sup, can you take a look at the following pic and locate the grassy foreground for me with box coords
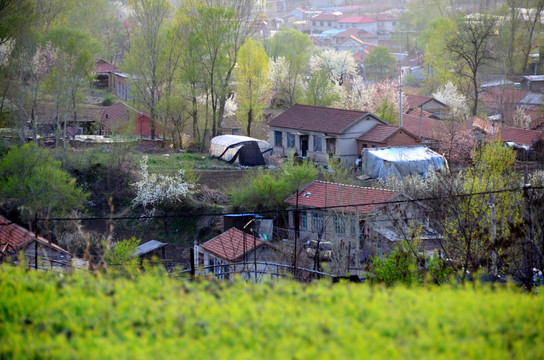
[1,266,542,359]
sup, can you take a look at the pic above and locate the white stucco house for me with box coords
[336,15,378,34]
[268,104,387,166]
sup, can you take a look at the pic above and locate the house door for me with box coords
[300,135,309,156]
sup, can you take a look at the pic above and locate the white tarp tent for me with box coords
[363,146,447,180]
[210,135,273,166]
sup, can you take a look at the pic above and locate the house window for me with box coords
[392,22,396,26]
[328,22,332,26]
[320,21,324,26]
[312,213,323,232]
[301,212,307,229]
[326,138,336,155]
[287,133,295,148]
[372,145,377,148]
[334,216,345,234]
[313,136,322,152]
[350,219,357,235]
[312,21,316,26]
[274,131,283,147]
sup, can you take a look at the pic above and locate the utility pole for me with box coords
[294,189,299,274]
[34,214,38,270]
[523,165,533,286]
[490,196,497,277]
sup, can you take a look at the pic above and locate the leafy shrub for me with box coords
[101,95,113,106]
[132,156,194,216]
[0,265,543,359]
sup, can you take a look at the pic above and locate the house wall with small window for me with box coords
[337,22,377,34]
[357,130,419,154]
[289,209,366,249]
[194,245,278,281]
[269,114,383,165]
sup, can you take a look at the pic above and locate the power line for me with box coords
[36,185,544,222]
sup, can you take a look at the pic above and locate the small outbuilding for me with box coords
[363,146,447,180]
[210,135,273,166]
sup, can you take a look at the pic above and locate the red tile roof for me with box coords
[338,15,376,23]
[0,216,71,255]
[480,88,529,105]
[268,104,378,134]
[407,108,438,119]
[470,117,494,133]
[357,124,417,143]
[495,126,544,147]
[94,59,120,74]
[404,94,435,110]
[201,227,269,262]
[402,113,467,140]
[285,181,397,214]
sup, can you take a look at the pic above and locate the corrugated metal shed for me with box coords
[135,240,167,256]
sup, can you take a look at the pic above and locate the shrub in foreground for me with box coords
[0,265,542,359]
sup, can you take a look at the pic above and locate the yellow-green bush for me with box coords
[0,265,542,359]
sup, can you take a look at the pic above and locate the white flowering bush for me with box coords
[432,81,469,118]
[132,156,194,216]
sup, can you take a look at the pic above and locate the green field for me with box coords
[1,265,542,359]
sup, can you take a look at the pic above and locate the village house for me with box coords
[268,104,388,166]
[356,124,419,153]
[108,72,131,101]
[194,227,279,281]
[0,215,72,269]
[336,16,378,34]
[310,12,343,34]
[520,75,544,92]
[332,28,379,45]
[93,58,120,89]
[404,95,448,118]
[335,35,377,54]
[374,13,399,38]
[100,102,156,138]
[284,181,441,262]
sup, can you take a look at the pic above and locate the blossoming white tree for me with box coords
[432,81,469,119]
[132,156,194,216]
[309,49,357,86]
[334,76,407,123]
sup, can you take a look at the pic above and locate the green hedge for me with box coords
[1,265,542,359]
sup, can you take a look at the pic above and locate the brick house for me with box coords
[194,227,279,281]
[356,124,419,153]
[404,95,448,118]
[284,181,441,262]
[0,216,72,269]
[93,58,120,89]
[268,104,387,166]
[100,102,156,138]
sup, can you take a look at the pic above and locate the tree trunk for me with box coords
[247,107,253,137]
[472,75,479,116]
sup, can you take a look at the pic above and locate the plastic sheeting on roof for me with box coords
[363,146,446,180]
[210,135,273,166]
[316,28,344,39]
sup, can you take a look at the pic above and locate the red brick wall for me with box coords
[357,130,419,154]
[383,130,419,147]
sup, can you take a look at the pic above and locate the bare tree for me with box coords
[124,0,173,140]
[448,14,497,116]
